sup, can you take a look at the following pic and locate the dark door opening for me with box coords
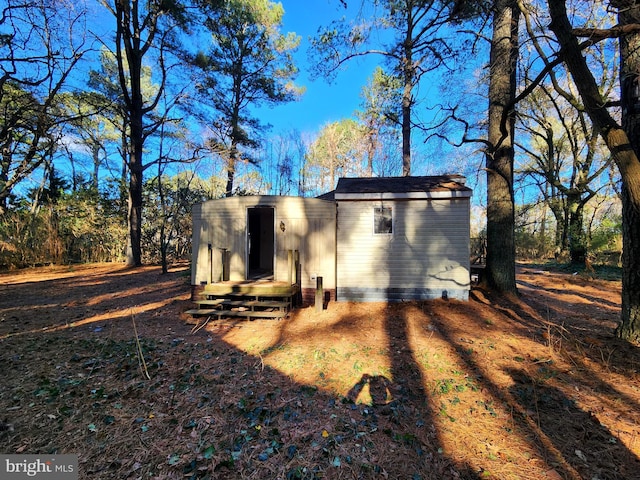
[247,207,275,279]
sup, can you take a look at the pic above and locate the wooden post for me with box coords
[287,250,293,285]
[315,276,323,312]
[208,243,213,284]
[220,248,228,281]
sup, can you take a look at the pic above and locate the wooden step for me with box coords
[196,299,290,310]
[185,309,287,319]
[185,308,221,316]
[195,298,226,306]
[189,281,298,320]
[205,292,293,300]
[203,284,297,297]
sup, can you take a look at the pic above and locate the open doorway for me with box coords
[247,207,275,279]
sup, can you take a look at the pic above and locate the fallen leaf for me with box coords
[575,450,587,462]
[202,445,215,459]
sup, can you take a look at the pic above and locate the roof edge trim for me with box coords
[334,191,472,200]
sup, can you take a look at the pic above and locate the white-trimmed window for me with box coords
[374,206,393,234]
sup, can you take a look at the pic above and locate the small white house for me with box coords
[331,175,472,301]
[190,175,472,304]
[191,195,337,302]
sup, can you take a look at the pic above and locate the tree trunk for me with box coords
[548,200,566,256]
[619,186,640,342]
[366,123,376,177]
[115,0,147,268]
[548,0,640,342]
[226,88,243,197]
[0,138,11,214]
[401,79,412,177]
[127,132,144,267]
[616,1,640,342]
[567,194,586,265]
[485,0,519,294]
[92,144,100,191]
[401,16,413,177]
[225,154,235,197]
[125,75,145,267]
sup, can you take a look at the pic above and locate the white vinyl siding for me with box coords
[336,198,470,301]
[192,196,336,290]
[192,189,471,302]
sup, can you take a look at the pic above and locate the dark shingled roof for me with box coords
[334,175,470,194]
[316,175,471,200]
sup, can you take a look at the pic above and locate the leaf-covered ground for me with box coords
[0,263,639,479]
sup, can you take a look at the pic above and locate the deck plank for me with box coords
[185,309,286,319]
[197,299,290,309]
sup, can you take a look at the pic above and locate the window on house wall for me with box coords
[374,206,393,234]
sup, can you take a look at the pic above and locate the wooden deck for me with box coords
[186,280,300,320]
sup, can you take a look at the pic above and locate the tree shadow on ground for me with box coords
[429,290,640,480]
[3,263,639,479]
[495,281,640,414]
[381,305,481,479]
[507,367,640,479]
[517,278,621,310]
[0,265,479,479]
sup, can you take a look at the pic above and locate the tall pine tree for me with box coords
[193,0,302,196]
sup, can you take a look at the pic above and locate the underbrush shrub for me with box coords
[0,195,126,269]
[0,208,64,268]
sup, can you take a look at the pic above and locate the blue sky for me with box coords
[256,0,383,135]
[76,0,484,187]
[254,0,488,198]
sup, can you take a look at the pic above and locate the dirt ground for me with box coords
[0,263,639,480]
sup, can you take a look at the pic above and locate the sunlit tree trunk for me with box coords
[616,0,640,342]
[485,0,520,294]
[548,0,640,342]
[225,86,242,197]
